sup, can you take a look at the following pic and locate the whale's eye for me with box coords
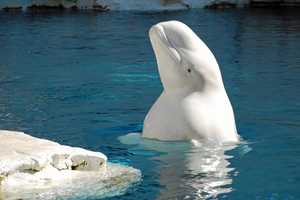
[187,68,191,73]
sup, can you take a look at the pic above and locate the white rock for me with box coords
[0,130,141,200]
[0,130,107,177]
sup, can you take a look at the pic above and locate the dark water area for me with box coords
[0,8,300,200]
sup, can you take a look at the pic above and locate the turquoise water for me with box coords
[1,9,300,200]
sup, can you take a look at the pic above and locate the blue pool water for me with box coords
[0,9,300,200]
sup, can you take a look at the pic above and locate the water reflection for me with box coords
[119,133,239,200]
[183,143,236,199]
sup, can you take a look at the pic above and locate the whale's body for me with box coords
[142,21,239,143]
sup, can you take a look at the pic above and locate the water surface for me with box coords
[0,9,300,199]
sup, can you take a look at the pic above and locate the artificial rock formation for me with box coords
[0,130,141,200]
[0,130,107,179]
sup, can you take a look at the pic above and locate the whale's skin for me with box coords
[142,21,239,143]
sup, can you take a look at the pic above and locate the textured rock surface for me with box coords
[0,0,109,11]
[0,130,107,177]
[1,0,300,10]
[0,0,227,11]
[0,130,141,200]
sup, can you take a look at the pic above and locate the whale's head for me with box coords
[149,21,224,93]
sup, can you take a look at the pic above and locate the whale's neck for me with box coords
[163,84,226,100]
[162,70,226,97]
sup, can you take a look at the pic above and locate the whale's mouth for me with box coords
[149,21,201,64]
[149,23,182,63]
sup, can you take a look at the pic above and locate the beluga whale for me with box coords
[142,21,239,143]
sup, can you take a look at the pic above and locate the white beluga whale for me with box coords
[142,20,239,143]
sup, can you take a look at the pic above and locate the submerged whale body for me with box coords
[142,20,239,143]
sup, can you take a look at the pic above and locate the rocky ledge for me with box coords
[0,0,110,12]
[0,130,141,200]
